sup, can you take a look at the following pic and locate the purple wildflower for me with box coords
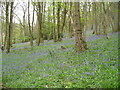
[104,58,108,61]
[61,63,64,66]
[81,76,84,78]
[86,72,94,75]
[16,71,20,73]
[84,61,89,65]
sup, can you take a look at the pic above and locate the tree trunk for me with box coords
[1,10,4,45]
[23,10,26,42]
[57,2,61,41]
[4,2,9,49]
[40,2,44,43]
[83,2,87,41]
[60,2,67,40]
[53,1,57,42]
[113,2,118,32]
[6,2,14,53]
[118,2,120,31]
[73,2,87,53]
[102,3,109,39]
[93,2,98,35]
[47,5,51,41]
[36,2,43,46]
[28,2,33,46]
[68,2,73,38]
[31,4,35,40]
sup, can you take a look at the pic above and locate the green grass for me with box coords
[2,32,118,88]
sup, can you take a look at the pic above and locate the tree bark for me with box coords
[53,1,57,42]
[113,2,118,32]
[57,2,61,41]
[31,4,35,40]
[73,2,87,53]
[60,2,67,40]
[23,8,26,42]
[83,2,87,41]
[93,2,98,35]
[28,2,33,46]
[6,2,14,53]
[36,2,43,46]
[4,2,9,49]
[102,3,109,39]
[118,1,120,31]
[1,10,4,45]
[68,2,73,38]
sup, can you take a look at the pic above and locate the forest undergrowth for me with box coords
[2,32,119,88]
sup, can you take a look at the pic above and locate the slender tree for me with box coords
[28,2,33,46]
[4,2,9,49]
[68,2,73,38]
[53,1,57,42]
[60,2,67,40]
[31,2,35,40]
[92,2,98,35]
[57,2,61,41]
[83,2,87,41]
[0,7,5,45]
[22,3,27,42]
[118,2,120,31]
[113,2,118,32]
[6,2,14,53]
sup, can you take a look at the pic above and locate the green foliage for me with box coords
[31,2,37,5]
[42,21,54,40]
[81,17,84,23]
[2,32,118,88]
[50,5,56,8]
[22,36,31,42]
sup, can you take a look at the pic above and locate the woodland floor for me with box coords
[1,31,119,88]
